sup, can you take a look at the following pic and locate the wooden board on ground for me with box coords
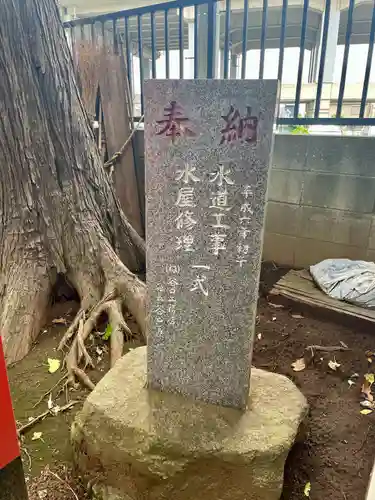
[270,269,375,323]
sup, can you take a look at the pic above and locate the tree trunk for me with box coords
[0,0,147,373]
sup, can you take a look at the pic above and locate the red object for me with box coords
[0,338,20,470]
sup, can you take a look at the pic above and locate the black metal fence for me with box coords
[64,0,375,126]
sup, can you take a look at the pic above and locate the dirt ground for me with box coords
[7,264,375,499]
[257,264,375,500]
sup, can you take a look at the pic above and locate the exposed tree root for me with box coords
[58,309,85,351]
[72,366,95,391]
[59,258,146,389]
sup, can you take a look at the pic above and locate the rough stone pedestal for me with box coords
[72,347,307,500]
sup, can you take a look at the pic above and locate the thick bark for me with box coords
[0,0,146,366]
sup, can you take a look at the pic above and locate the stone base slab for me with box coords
[72,347,308,500]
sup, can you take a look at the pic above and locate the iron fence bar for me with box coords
[124,16,132,90]
[223,0,231,79]
[179,7,184,78]
[314,0,331,118]
[259,0,268,78]
[294,0,309,119]
[194,4,198,78]
[277,0,287,82]
[113,18,118,54]
[101,21,105,47]
[151,12,157,77]
[138,14,145,114]
[70,26,74,54]
[207,0,216,78]
[91,22,95,44]
[336,0,355,117]
[241,0,249,78]
[164,10,170,78]
[360,0,375,118]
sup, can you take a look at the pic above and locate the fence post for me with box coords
[207,0,217,78]
[0,338,28,500]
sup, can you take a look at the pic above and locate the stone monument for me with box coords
[72,80,308,500]
[146,79,277,410]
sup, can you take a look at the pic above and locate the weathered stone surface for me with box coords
[72,347,308,500]
[144,79,279,409]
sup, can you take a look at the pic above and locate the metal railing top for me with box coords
[63,0,375,127]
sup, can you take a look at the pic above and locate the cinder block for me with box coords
[302,173,375,213]
[273,135,308,171]
[366,249,375,263]
[367,217,375,250]
[299,206,371,247]
[294,238,366,268]
[262,232,296,266]
[265,201,301,236]
[306,136,375,177]
[268,170,304,204]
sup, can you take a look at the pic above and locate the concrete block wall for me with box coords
[136,130,375,268]
[264,134,375,267]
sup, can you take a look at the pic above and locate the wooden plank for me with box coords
[270,269,375,323]
[75,42,100,119]
[74,42,144,237]
[99,51,144,238]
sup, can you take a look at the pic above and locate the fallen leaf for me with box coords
[292,313,304,319]
[365,373,375,385]
[360,409,373,415]
[268,302,284,309]
[103,323,113,340]
[352,373,360,378]
[257,333,262,340]
[328,358,341,371]
[51,405,61,416]
[368,358,373,364]
[52,318,66,325]
[96,347,103,355]
[291,358,306,372]
[362,379,374,402]
[304,482,311,497]
[360,400,375,409]
[366,350,375,358]
[348,379,355,387]
[47,393,53,410]
[272,316,277,321]
[31,432,43,441]
[47,358,60,374]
